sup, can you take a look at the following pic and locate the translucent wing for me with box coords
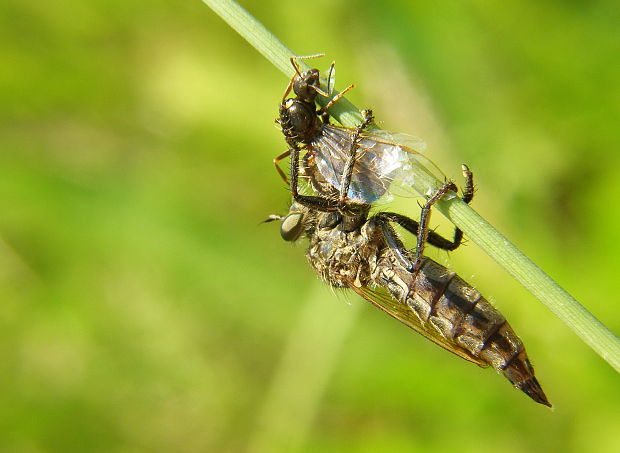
[310,125,446,204]
[349,284,487,366]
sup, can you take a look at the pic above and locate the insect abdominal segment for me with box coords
[272,58,550,407]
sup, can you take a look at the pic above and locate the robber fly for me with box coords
[266,164,551,407]
[275,56,440,208]
[270,57,550,405]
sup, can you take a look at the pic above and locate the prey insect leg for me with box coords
[273,149,291,185]
[317,83,355,114]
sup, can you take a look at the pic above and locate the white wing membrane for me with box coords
[311,125,445,203]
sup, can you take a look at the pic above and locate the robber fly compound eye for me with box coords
[280,212,305,242]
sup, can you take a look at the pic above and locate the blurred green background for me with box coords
[1,0,619,452]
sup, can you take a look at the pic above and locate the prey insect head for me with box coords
[292,68,322,102]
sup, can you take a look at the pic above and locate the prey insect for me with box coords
[275,56,438,207]
[276,56,465,271]
[266,164,551,407]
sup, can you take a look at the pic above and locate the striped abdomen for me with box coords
[374,255,550,407]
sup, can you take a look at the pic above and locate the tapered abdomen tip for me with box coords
[519,376,552,408]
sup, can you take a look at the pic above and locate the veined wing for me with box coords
[349,284,487,366]
[311,125,446,204]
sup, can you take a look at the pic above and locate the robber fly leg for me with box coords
[407,165,475,270]
[429,164,475,252]
[460,164,475,204]
[289,145,335,211]
[373,216,415,271]
[430,164,476,252]
[337,110,375,208]
[288,144,365,213]
[406,181,458,272]
[374,212,460,251]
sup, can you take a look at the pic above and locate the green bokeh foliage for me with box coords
[0,1,618,452]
